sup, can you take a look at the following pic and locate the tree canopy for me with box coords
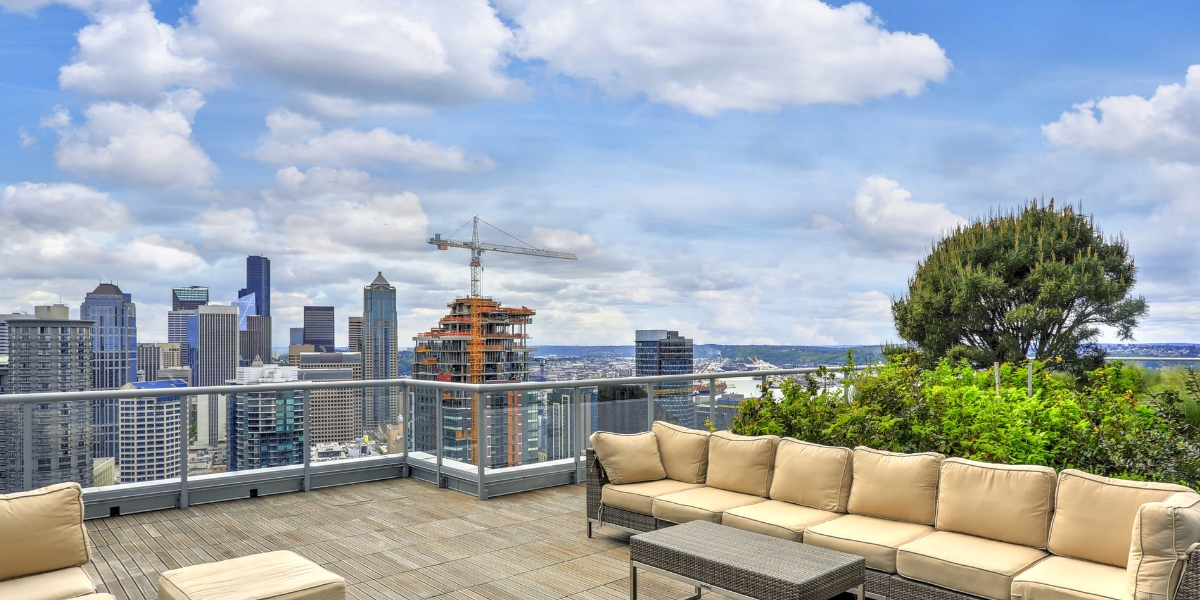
[892,200,1147,369]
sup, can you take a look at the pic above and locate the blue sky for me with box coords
[2,0,1200,347]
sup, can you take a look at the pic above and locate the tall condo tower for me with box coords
[238,255,271,317]
[237,256,271,363]
[80,283,137,462]
[116,379,185,483]
[362,273,399,429]
[190,305,238,447]
[347,316,363,353]
[227,362,305,471]
[635,330,695,427]
[296,351,362,444]
[168,286,208,355]
[0,305,94,493]
[302,306,335,352]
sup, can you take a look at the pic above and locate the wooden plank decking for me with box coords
[83,477,734,599]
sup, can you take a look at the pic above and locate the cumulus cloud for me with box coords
[504,0,951,116]
[526,226,599,256]
[250,109,495,172]
[845,176,965,254]
[2,181,129,232]
[1043,64,1200,161]
[184,0,518,109]
[59,2,221,100]
[17,128,36,148]
[42,89,218,188]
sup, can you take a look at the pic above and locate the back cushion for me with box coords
[705,431,780,497]
[1126,492,1200,600]
[589,431,667,484]
[1048,469,1191,567]
[935,458,1057,548]
[769,439,853,512]
[0,482,89,581]
[848,447,944,525]
[652,421,710,484]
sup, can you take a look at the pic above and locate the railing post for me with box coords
[401,383,409,477]
[1027,362,1034,398]
[180,395,189,509]
[995,362,1001,393]
[302,389,311,492]
[477,391,487,501]
[435,388,444,488]
[709,377,717,430]
[573,386,582,483]
[645,382,654,431]
[23,402,33,491]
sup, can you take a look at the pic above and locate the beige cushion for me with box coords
[769,439,853,512]
[0,566,95,600]
[847,447,944,525]
[75,596,117,600]
[601,480,704,515]
[1011,555,1127,600]
[722,500,842,542]
[935,457,1057,549]
[589,431,667,484]
[652,487,765,525]
[896,531,1047,600]
[0,483,89,582]
[1127,491,1200,600]
[1048,469,1190,568]
[705,431,779,497]
[159,550,346,600]
[803,513,933,573]
[652,421,710,484]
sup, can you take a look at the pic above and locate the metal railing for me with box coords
[0,366,852,518]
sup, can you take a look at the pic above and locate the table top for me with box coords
[631,520,864,585]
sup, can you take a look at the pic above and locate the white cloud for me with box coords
[42,90,218,188]
[2,181,129,232]
[504,0,951,116]
[846,176,965,254]
[17,128,36,148]
[184,0,518,109]
[250,109,495,172]
[1043,64,1200,161]
[526,226,599,256]
[59,2,221,100]
[117,234,204,271]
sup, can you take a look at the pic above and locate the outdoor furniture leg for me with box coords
[629,564,637,599]
[857,583,864,600]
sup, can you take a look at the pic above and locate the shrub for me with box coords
[731,352,1200,488]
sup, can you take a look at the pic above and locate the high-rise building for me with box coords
[116,379,185,484]
[635,329,694,427]
[137,342,161,382]
[296,351,363,444]
[362,273,399,428]
[412,297,537,467]
[289,327,304,346]
[190,305,238,446]
[232,293,270,365]
[348,316,363,353]
[227,362,305,471]
[158,342,181,369]
[238,255,270,317]
[171,286,209,311]
[541,389,576,462]
[169,287,207,364]
[303,306,335,352]
[0,305,94,493]
[167,309,195,346]
[80,283,137,463]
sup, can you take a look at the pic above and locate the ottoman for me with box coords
[158,551,345,600]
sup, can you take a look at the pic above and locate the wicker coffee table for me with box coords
[629,520,865,600]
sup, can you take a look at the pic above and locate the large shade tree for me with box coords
[892,200,1147,370]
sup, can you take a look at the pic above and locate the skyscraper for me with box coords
[227,362,305,471]
[137,342,161,382]
[168,286,207,353]
[362,273,399,428]
[232,293,270,365]
[296,351,363,444]
[191,305,238,446]
[302,306,335,352]
[289,327,304,346]
[635,329,695,427]
[0,305,93,493]
[238,255,270,317]
[81,283,137,462]
[117,379,185,483]
[348,316,363,353]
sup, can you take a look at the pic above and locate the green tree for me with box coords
[892,200,1147,370]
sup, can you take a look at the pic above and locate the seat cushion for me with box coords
[1127,491,1200,600]
[847,447,944,525]
[1011,556,1127,600]
[75,596,117,600]
[589,431,667,484]
[722,500,843,542]
[653,421,710,484]
[601,479,704,515]
[0,483,90,581]
[804,513,933,573]
[1048,469,1191,568]
[935,457,1057,549]
[896,531,1048,600]
[705,431,779,497]
[0,566,96,600]
[159,550,346,600]
[652,487,766,525]
[769,439,853,512]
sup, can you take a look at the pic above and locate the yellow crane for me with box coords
[428,215,578,298]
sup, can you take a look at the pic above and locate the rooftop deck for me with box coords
[83,478,734,600]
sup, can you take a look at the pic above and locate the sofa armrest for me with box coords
[1176,544,1200,600]
[1127,493,1200,600]
[586,448,609,521]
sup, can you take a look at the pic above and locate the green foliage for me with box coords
[892,200,1147,373]
[732,353,1200,488]
[1146,367,1200,429]
[716,345,884,366]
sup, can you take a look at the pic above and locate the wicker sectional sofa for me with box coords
[586,422,1200,600]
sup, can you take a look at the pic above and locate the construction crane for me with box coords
[428,216,577,297]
